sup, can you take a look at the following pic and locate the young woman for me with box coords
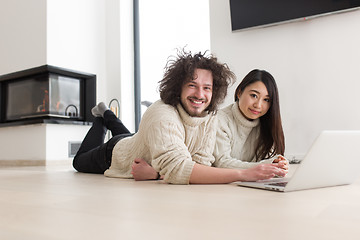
[213,69,287,169]
[131,69,288,181]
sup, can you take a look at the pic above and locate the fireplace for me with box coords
[0,65,96,126]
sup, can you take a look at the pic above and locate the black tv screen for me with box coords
[230,0,360,31]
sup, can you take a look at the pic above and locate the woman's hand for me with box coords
[131,158,159,181]
[189,163,287,184]
[272,155,289,171]
[240,163,288,182]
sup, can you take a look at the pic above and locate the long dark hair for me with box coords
[159,49,235,113]
[234,69,285,160]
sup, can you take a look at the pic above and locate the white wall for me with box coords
[0,124,90,164]
[46,0,135,131]
[5,0,358,161]
[46,0,106,94]
[0,0,135,164]
[209,0,360,159]
[0,0,135,131]
[0,0,47,74]
[0,124,47,162]
[45,124,91,162]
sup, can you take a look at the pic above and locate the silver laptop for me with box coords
[237,130,360,192]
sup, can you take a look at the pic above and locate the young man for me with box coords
[73,50,286,184]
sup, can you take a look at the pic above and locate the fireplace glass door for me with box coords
[6,73,83,121]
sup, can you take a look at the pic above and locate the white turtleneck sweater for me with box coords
[213,102,274,169]
[104,100,217,184]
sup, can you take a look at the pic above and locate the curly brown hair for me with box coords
[158,49,235,113]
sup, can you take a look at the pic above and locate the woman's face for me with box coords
[237,81,271,120]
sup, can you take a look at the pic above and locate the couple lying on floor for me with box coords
[73,50,288,184]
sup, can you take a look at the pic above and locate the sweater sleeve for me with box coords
[146,119,195,185]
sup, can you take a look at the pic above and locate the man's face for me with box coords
[180,68,213,117]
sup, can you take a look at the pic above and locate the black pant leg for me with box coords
[103,110,131,136]
[72,113,133,174]
[76,117,107,154]
[73,143,109,174]
[73,133,134,174]
[72,117,108,173]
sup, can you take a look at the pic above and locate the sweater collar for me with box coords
[231,102,259,129]
[177,103,212,127]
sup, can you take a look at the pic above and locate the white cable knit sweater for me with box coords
[104,100,217,184]
[213,102,274,169]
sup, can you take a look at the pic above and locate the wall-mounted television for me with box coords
[229,0,360,31]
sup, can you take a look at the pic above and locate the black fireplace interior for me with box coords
[0,65,96,126]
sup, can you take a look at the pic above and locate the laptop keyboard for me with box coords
[268,182,288,187]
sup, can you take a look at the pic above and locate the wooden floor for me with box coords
[1,164,360,240]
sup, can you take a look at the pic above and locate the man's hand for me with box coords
[131,158,159,181]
